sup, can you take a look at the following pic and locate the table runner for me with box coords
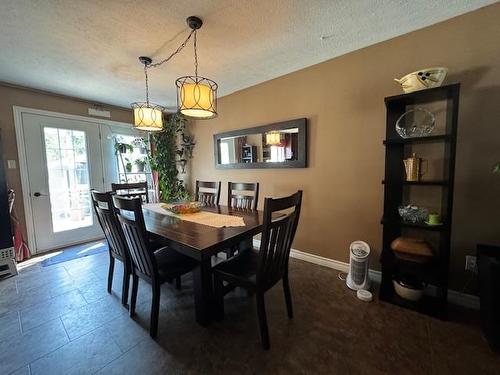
[143,203,246,228]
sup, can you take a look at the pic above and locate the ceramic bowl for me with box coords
[393,277,424,301]
[395,108,435,138]
[394,67,448,93]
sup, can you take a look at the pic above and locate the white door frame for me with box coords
[13,106,135,253]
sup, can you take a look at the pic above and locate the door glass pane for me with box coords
[43,127,93,232]
[114,134,151,185]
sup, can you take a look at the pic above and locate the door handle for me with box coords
[33,192,48,197]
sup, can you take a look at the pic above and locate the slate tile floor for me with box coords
[0,242,499,374]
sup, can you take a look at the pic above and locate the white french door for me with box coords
[22,113,105,252]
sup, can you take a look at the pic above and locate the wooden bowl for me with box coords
[391,236,434,263]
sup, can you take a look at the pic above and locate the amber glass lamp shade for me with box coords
[176,76,217,119]
[131,102,164,131]
[266,131,281,146]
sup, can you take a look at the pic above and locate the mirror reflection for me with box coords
[219,128,299,164]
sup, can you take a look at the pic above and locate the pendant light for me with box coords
[132,16,217,130]
[131,57,165,131]
[266,131,281,146]
[176,16,218,120]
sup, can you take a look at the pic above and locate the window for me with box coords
[269,146,285,162]
[220,142,230,164]
[43,127,92,232]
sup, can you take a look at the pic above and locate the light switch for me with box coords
[7,160,16,169]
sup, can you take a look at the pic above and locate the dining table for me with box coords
[141,203,264,326]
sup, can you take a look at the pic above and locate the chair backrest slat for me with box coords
[195,180,221,206]
[257,191,303,290]
[227,182,259,210]
[91,191,129,263]
[113,195,157,281]
[111,182,149,203]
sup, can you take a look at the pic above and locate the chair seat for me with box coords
[213,248,259,289]
[154,247,197,282]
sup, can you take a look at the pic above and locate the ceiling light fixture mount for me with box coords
[131,15,217,130]
[138,56,152,66]
[186,16,203,30]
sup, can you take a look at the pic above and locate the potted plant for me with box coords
[124,158,133,173]
[149,113,194,202]
[132,137,149,154]
[134,157,147,172]
[114,142,133,154]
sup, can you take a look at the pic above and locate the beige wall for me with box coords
[189,4,500,291]
[0,84,133,238]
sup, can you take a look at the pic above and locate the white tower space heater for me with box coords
[346,241,371,291]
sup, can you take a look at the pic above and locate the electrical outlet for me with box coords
[465,255,477,273]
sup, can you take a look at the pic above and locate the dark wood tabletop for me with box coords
[142,204,264,260]
[141,204,263,326]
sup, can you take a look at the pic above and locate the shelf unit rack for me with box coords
[379,83,460,319]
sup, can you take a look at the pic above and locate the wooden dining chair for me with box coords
[195,180,221,206]
[112,195,197,338]
[223,182,260,257]
[111,182,149,203]
[227,182,259,210]
[91,191,131,307]
[213,190,303,350]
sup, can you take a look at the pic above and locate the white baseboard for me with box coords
[447,289,480,310]
[253,239,479,310]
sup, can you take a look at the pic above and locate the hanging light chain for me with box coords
[194,30,198,77]
[148,29,196,69]
[144,64,149,105]
[141,28,196,106]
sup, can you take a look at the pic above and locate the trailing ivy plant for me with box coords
[149,113,193,202]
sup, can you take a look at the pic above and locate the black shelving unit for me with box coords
[379,83,460,319]
[241,145,257,163]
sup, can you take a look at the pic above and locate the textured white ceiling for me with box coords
[0,0,496,109]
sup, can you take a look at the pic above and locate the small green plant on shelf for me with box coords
[114,142,133,154]
[132,137,149,154]
[134,157,147,172]
[124,158,133,173]
[493,163,500,174]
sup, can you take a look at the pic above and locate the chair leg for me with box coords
[256,293,270,350]
[107,257,115,294]
[121,265,130,308]
[150,283,161,338]
[213,274,225,321]
[130,275,139,317]
[283,275,293,319]
[175,276,181,290]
